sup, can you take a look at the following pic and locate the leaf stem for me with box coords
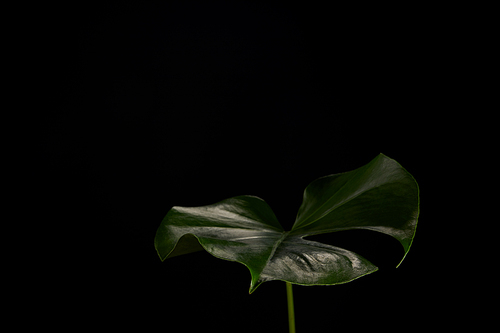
[286,282,296,333]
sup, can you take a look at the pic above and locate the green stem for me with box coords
[286,282,296,333]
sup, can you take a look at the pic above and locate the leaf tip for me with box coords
[248,283,258,294]
[248,277,265,294]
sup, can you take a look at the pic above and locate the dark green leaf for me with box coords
[154,154,419,293]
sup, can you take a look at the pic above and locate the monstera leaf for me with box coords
[155,154,419,294]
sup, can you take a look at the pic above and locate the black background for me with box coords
[34,2,442,331]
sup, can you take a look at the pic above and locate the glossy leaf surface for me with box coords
[154,154,419,293]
